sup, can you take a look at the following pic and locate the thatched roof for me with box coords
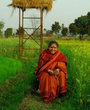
[9,0,53,11]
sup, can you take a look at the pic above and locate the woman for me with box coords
[34,41,68,102]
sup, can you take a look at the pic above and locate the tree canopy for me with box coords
[69,12,90,36]
[61,27,68,36]
[51,21,61,34]
[0,21,4,36]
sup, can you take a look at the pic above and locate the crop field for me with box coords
[0,38,89,110]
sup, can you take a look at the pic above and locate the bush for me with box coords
[5,28,13,38]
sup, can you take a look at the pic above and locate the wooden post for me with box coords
[40,9,43,53]
[19,8,21,60]
[22,10,24,56]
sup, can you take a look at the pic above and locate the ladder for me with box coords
[18,8,43,60]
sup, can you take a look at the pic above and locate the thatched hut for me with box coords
[9,0,53,11]
[8,0,53,59]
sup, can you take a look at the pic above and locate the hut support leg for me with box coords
[40,9,43,53]
[19,8,21,60]
[22,10,24,56]
[18,9,43,60]
[19,9,24,60]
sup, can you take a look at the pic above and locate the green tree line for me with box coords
[69,12,90,37]
[0,12,90,38]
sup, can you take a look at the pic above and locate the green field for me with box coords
[0,38,89,110]
[0,56,22,86]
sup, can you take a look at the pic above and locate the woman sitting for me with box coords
[34,41,68,102]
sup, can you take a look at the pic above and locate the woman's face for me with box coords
[49,43,58,54]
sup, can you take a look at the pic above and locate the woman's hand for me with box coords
[53,69,59,75]
[47,69,54,75]
[48,69,59,76]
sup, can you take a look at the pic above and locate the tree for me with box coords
[86,25,90,36]
[87,12,90,25]
[69,12,90,39]
[75,16,90,38]
[46,30,52,35]
[61,27,68,36]
[0,21,4,37]
[87,12,90,19]
[69,23,79,35]
[51,21,61,35]
[75,16,89,28]
[16,29,19,36]
[5,28,13,38]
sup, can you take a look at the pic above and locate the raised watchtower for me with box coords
[9,0,53,60]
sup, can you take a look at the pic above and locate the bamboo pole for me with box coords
[19,8,21,60]
[22,10,24,56]
[40,9,43,53]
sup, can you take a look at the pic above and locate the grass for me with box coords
[0,72,28,110]
[0,56,22,86]
[0,38,19,58]
[0,37,89,110]
[56,40,90,110]
[19,94,75,110]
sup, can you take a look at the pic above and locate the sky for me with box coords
[0,0,90,31]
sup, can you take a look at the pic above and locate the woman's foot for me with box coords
[36,89,40,94]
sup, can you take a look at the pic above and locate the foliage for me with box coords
[0,38,89,110]
[51,21,61,35]
[5,28,13,38]
[69,23,79,35]
[0,21,4,36]
[46,30,52,35]
[87,12,90,19]
[56,40,90,110]
[0,72,28,110]
[61,27,68,36]
[86,25,90,36]
[0,38,19,58]
[16,28,19,36]
[0,56,22,86]
[69,11,90,38]
[75,16,89,28]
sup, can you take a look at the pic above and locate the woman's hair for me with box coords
[48,41,59,48]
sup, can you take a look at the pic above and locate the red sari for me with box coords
[35,49,68,102]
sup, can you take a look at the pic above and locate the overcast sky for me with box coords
[0,0,90,31]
